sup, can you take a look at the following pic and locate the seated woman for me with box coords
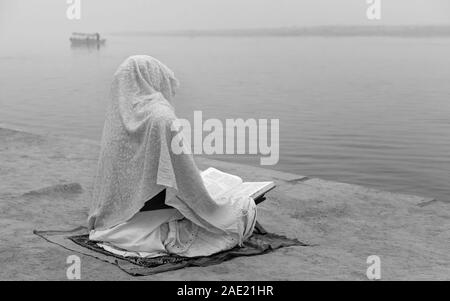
[87,55,257,258]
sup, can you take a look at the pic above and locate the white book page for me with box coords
[201,167,243,199]
[221,181,274,200]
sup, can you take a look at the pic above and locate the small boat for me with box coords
[70,32,106,45]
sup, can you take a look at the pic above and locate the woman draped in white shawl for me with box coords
[88,55,257,258]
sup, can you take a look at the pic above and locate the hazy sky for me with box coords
[1,0,449,38]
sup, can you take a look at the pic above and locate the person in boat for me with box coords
[87,55,257,258]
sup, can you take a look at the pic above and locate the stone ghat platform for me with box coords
[0,127,448,280]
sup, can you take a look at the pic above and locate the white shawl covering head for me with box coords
[88,55,250,237]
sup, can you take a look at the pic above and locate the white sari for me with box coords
[88,55,256,257]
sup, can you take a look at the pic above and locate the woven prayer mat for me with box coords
[34,222,309,276]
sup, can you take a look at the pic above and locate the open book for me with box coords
[201,167,275,202]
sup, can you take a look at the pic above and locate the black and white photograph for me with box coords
[0,0,449,284]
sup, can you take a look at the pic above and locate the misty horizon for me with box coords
[1,0,450,40]
[109,24,450,38]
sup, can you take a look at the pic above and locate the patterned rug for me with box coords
[34,222,309,276]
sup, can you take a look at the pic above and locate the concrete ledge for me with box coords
[0,127,448,280]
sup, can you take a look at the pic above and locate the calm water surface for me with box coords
[1,36,449,201]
